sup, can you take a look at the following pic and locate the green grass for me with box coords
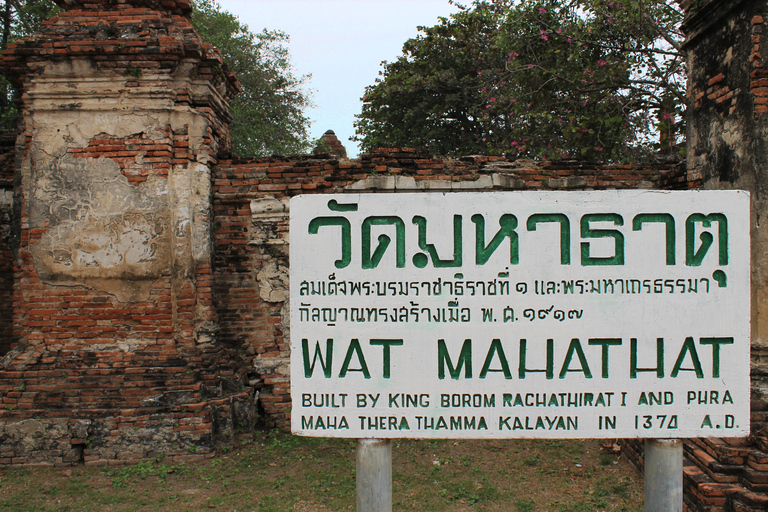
[0,433,643,511]
[516,499,536,511]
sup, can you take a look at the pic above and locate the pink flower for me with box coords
[490,97,496,102]
[538,7,547,14]
[567,37,573,43]
[597,59,607,67]
[528,64,535,69]
[595,146,603,151]
[540,30,549,40]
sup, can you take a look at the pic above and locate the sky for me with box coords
[215,0,462,157]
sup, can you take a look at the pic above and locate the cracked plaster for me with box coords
[22,60,215,302]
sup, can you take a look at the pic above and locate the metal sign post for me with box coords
[645,439,683,511]
[356,439,392,512]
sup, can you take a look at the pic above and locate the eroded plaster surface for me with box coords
[22,60,216,302]
[29,156,170,301]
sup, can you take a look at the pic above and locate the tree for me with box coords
[0,0,314,157]
[354,0,684,161]
[191,0,313,156]
[0,0,60,130]
[354,4,502,156]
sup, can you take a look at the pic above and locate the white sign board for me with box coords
[290,191,750,439]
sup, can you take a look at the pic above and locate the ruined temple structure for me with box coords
[0,0,767,509]
[0,0,252,464]
[620,1,768,510]
[0,0,688,467]
[313,129,348,159]
[688,0,768,509]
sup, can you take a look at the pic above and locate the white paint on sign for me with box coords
[289,191,751,439]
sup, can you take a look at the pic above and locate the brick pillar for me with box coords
[0,131,13,353]
[672,0,768,509]
[0,0,254,465]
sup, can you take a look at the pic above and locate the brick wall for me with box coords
[0,131,14,353]
[0,132,690,444]
[212,148,686,429]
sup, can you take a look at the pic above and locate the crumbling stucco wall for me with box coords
[617,2,768,511]
[21,55,217,303]
[685,0,768,435]
[0,0,256,465]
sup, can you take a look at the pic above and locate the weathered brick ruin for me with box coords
[0,131,13,354]
[0,0,767,510]
[314,129,347,159]
[620,1,768,510]
[687,1,768,509]
[0,0,251,465]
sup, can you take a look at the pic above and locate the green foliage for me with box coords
[524,454,541,466]
[354,0,684,161]
[106,460,177,488]
[0,0,60,130]
[445,481,499,504]
[0,0,313,157]
[191,0,313,157]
